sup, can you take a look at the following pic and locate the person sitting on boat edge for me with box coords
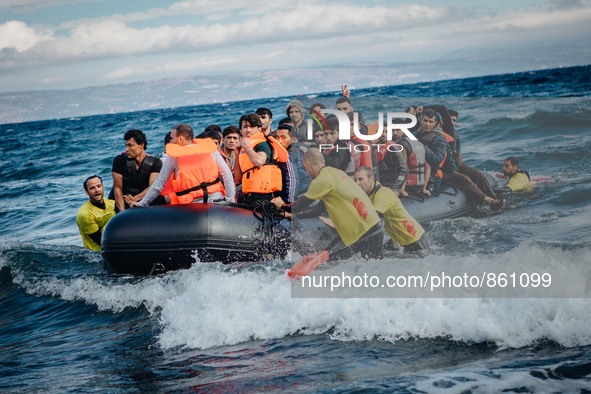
[434,107,499,206]
[273,148,383,261]
[110,129,164,212]
[354,166,426,254]
[235,113,290,206]
[76,175,115,251]
[131,123,235,207]
[417,109,505,211]
[502,156,534,193]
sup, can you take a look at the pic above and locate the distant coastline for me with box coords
[0,63,589,126]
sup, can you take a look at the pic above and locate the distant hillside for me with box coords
[1,62,589,125]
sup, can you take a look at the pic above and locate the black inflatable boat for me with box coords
[102,203,290,275]
[101,175,492,275]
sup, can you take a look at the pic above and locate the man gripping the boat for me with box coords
[273,148,383,262]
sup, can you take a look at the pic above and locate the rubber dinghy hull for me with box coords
[101,203,290,275]
[102,180,482,275]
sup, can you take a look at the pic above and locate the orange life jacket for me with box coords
[239,133,288,195]
[160,139,225,204]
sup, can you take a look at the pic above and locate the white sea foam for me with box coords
[15,244,591,351]
[413,366,591,393]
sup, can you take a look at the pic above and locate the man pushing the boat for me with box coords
[273,147,384,267]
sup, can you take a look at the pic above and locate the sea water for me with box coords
[1,65,591,392]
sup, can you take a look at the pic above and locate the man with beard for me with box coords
[502,156,534,193]
[76,175,115,251]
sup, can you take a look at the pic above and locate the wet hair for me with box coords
[277,122,293,136]
[448,109,458,118]
[163,131,172,145]
[505,156,519,166]
[239,113,262,128]
[223,125,241,138]
[256,108,273,119]
[204,124,222,134]
[173,124,194,140]
[124,129,148,149]
[83,175,102,191]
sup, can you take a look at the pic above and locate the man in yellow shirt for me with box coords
[354,166,426,254]
[503,157,534,193]
[274,148,383,261]
[76,175,115,251]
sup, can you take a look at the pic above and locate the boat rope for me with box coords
[252,200,285,258]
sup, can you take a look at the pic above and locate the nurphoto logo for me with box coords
[307,110,418,153]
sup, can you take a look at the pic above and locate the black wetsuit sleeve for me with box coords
[291,196,326,218]
[88,230,102,246]
[387,150,408,191]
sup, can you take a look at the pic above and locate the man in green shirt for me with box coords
[76,175,115,251]
[354,166,426,254]
[275,148,383,261]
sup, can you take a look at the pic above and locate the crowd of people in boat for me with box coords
[76,86,534,260]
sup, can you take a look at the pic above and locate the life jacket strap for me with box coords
[175,177,221,203]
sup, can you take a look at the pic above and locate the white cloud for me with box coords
[0,20,50,52]
[1,0,590,91]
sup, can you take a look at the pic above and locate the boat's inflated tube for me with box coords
[102,203,290,275]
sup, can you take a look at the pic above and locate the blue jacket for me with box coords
[417,131,447,168]
[288,143,310,195]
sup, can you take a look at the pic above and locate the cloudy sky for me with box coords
[1,0,590,93]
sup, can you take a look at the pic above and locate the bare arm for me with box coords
[112,172,125,212]
[240,138,267,167]
[134,159,176,207]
